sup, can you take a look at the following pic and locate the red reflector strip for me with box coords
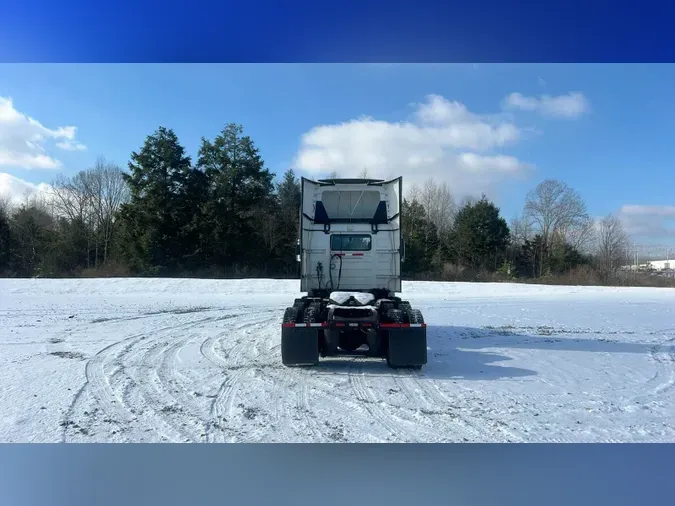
[282,323,295,328]
[335,322,345,327]
[362,322,372,327]
[351,253,364,256]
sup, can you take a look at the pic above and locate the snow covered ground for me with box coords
[1,278,674,443]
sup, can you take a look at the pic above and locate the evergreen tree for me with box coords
[0,204,11,274]
[276,169,301,272]
[10,204,56,277]
[197,123,274,270]
[119,127,196,273]
[452,196,510,272]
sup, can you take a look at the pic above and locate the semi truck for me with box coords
[280,177,427,369]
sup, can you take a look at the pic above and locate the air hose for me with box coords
[316,262,324,289]
[328,253,343,291]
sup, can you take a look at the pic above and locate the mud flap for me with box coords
[281,326,320,366]
[386,327,427,368]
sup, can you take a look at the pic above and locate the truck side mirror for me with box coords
[401,237,405,262]
[295,240,301,263]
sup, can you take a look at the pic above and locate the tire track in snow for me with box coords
[423,376,527,442]
[289,370,329,442]
[200,312,280,442]
[124,311,259,442]
[348,357,430,443]
[650,337,675,396]
[388,369,457,442]
[126,338,201,442]
[72,313,227,442]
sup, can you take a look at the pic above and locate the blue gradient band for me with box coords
[2,0,675,62]
[1,443,672,505]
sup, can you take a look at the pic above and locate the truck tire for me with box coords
[283,307,298,323]
[386,308,405,323]
[304,305,320,323]
[407,309,424,324]
[379,301,394,317]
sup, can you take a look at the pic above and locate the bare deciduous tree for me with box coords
[50,172,93,222]
[510,215,533,246]
[50,158,129,267]
[563,215,596,253]
[525,179,589,244]
[87,158,130,263]
[595,214,630,278]
[418,178,456,235]
[0,194,13,216]
[406,183,421,203]
[524,179,590,275]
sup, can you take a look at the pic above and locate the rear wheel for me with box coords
[379,301,394,317]
[399,301,412,313]
[304,304,320,323]
[386,308,405,323]
[407,308,424,324]
[283,307,298,323]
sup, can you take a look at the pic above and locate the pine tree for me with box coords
[119,127,195,273]
[452,196,510,272]
[276,169,301,271]
[197,123,274,271]
[0,204,11,274]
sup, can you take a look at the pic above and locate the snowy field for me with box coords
[1,278,674,443]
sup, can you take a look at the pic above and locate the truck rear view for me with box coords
[281,177,427,369]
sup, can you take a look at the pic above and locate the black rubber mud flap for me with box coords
[386,327,427,368]
[282,327,320,366]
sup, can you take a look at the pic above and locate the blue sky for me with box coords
[1,64,674,246]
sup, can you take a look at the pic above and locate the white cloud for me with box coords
[0,172,53,206]
[56,140,87,152]
[503,92,590,119]
[0,96,87,170]
[617,205,675,241]
[292,94,531,199]
[620,205,675,217]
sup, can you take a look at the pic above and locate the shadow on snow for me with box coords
[310,324,674,381]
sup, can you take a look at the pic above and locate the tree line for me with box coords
[0,123,649,286]
[401,177,637,285]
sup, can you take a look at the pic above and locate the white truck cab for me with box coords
[282,177,426,369]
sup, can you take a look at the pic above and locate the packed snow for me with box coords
[1,278,674,443]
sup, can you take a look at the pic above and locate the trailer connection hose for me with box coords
[328,253,343,291]
[316,261,324,289]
